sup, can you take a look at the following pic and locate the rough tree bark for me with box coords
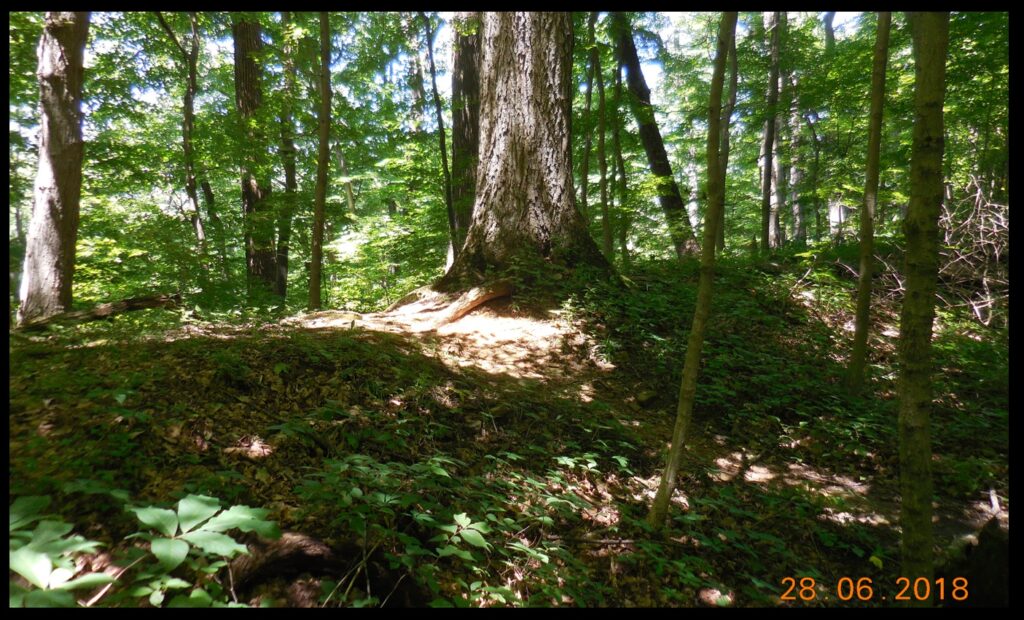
[760,11,781,253]
[788,72,806,245]
[451,11,480,252]
[847,12,891,393]
[898,11,949,604]
[232,16,276,299]
[17,12,90,327]
[648,12,738,528]
[308,11,331,310]
[612,12,700,258]
[439,12,608,290]
[771,12,789,249]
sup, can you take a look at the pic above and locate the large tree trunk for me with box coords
[17,12,90,327]
[760,12,781,253]
[612,12,700,258]
[847,13,891,393]
[233,17,276,300]
[275,11,299,300]
[771,12,790,249]
[309,12,331,310]
[898,11,949,603]
[451,11,480,253]
[419,12,459,264]
[788,73,806,245]
[441,12,607,288]
[648,12,738,528]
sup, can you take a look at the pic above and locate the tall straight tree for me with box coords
[441,12,607,286]
[716,25,738,253]
[18,12,90,327]
[612,12,700,258]
[847,12,891,392]
[450,11,481,253]
[308,11,331,310]
[233,16,276,299]
[275,11,300,299]
[595,35,612,259]
[419,12,458,264]
[155,12,206,259]
[759,11,781,253]
[898,11,949,602]
[611,57,631,269]
[578,12,598,219]
[771,12,789,249]
[648,12,738,528]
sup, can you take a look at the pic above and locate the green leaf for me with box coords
[10,496,52,532]
[459,528,490,550]
[24,589,75,607]
[198,505,280,538]
[150,589,166,607]
[168,588,213,608]
[29,520,73,546]
[9,546,52,589]
[55,572,116,591]
[453,513,471,528]
[131,506,179,537]
[869,555,884,570]
[176,495,221,534]
[151,538,190,571]
[180,531,248,557]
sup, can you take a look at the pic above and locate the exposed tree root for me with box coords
[427,280,513,329]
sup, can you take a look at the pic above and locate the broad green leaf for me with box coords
[163,577,192,589]
[198,505,280,538]
[131,506,178,537]
[10,546,52,589]
[55,572,116,591]
[24,589,75,608]
[151,538,190,571]
[150,589,166,607]
[180,531,248,557]
[453,513,471,528]
[459,528,490,550]
[47,567,74,588]
[10,496,52,532]
[176,495,220,534]
[29,520,73,546]
[167,588,213,608]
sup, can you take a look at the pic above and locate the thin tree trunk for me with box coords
[200,180,229,280]
[579,12,598,220]
[233,16,276,300]
[648,12,738,528]
[898,11,949,603]
[309,12,331,310]
[847,12,891,393]
[419,12,459,263]
[760,12,781,253]
[595,42,612,259]
[451,11,480,252]
[612,12,700,258]
[789,73,805,244]
[156,12,207,260]
[18,12,90,327]
[716,28,737,253]
[612,58,631,270]
[276,10,299,300]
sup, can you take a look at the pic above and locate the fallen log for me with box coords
[17,293,182,331]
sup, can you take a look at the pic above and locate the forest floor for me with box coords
[9,256,1009,607]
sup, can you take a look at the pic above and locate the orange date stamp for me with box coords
[780,576,969,603]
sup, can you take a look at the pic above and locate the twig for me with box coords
[82,555,145,607]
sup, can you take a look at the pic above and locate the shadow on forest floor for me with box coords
[8,260,1008,607]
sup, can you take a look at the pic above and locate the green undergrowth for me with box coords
[8,253,1007,607]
